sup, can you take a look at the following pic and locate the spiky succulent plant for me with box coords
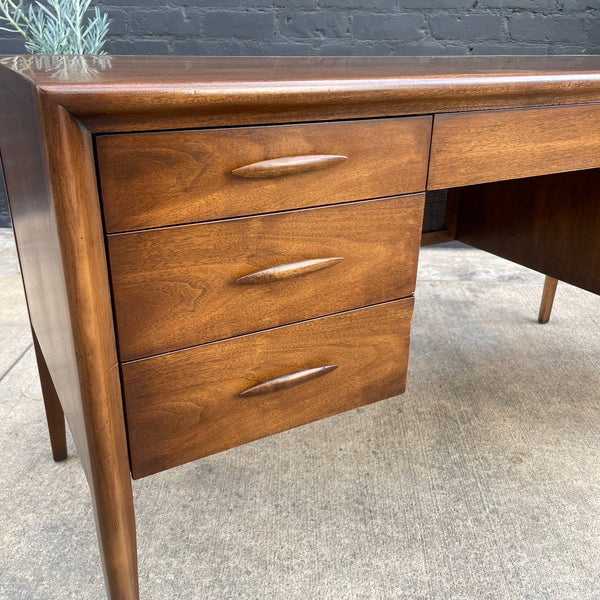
[0,0,109,55]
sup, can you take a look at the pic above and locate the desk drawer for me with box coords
[428,104,600,189]
[108,195,424,361]
[97,117,432,232]
[122,299,413,478]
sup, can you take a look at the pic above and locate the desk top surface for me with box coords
[2,55,599,132]
[1,55,599,87]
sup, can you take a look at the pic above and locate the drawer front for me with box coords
[428,104,600,190]
[97,117,432,232]
[108,194,424,361]
[122,299,414,478]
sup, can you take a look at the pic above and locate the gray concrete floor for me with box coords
[1,228,599,599]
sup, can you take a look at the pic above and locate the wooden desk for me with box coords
[1,55,599,600]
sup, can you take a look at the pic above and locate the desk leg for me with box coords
[32,330,68,462]
[31,332,139,598]
[92,479,139,600]
[538,276,558,324]
[32,330,139,599]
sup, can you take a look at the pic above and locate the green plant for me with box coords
[0,0,109,54]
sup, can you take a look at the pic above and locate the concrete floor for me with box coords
[1,228,599,600]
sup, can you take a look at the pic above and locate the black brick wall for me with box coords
[2,0,597,56]
[0,0,598,226]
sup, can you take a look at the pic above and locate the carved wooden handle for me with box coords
[231,154,348,178]
[235,257,343,285]
[239,364,338,398]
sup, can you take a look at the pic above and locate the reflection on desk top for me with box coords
[1,55,599,132]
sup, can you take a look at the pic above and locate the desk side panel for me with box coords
[0,66,138,599]
[0,68,89,462]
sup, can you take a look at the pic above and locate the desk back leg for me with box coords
[32,329,68,461]
[538,276,559,324]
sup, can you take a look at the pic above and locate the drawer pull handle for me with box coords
[236,257,344,285]
[239,364,338,398]
[231,154,348,178]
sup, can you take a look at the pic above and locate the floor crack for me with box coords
[0,342,33,384]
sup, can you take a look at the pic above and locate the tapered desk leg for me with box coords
[538,276,559,324]
[32,330,68,462]
[92,482,139,600]
[76,355,140,600]
[32,328,139,597]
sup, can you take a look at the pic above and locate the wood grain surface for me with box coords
[97,117,431,232]
[429,104,600,189]
[108,195,424,360]
[2,53,600,600]
[122,299,414,479]
[2,56,599,132]
[457,169,600,297]
[0,67,139,599]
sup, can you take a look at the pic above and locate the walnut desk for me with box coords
[1,55,599,599]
